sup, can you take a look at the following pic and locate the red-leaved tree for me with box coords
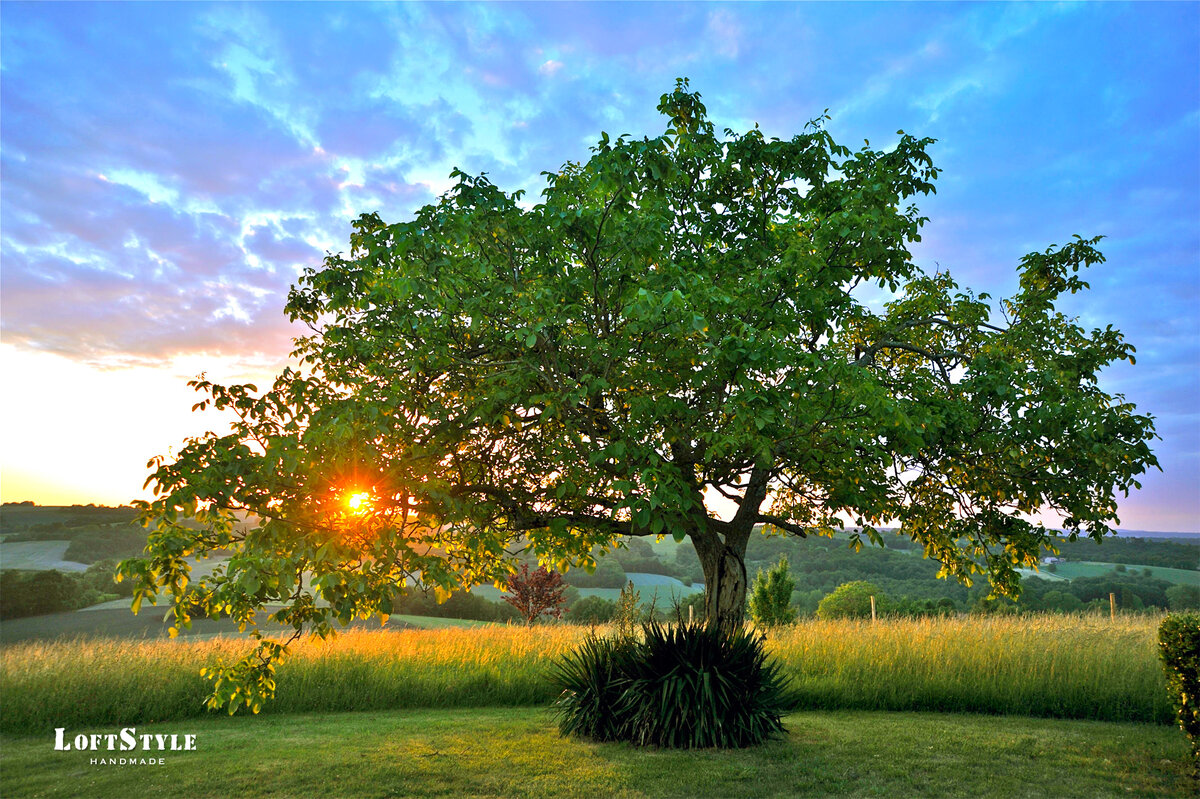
[504,564,567,624]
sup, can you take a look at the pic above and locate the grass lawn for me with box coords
[2,708,1192,799]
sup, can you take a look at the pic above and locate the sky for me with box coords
[1,2,1197,531]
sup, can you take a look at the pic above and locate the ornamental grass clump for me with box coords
[550,622,789,748]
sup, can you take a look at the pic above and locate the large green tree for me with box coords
[121,80,1157,713]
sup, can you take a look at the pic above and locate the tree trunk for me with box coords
[692,529,749,633]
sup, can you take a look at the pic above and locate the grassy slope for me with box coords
[0,708,1190,799]
[0,541,86,571]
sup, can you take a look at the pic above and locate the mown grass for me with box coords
[0,708,1191,799]
[0,614,1171,735]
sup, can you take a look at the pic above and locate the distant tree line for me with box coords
[1049,536,1200,570]
[0,560,132,619]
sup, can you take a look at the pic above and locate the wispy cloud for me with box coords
[1,2,1196,526]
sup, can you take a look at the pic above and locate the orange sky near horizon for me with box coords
[0,344,277,508]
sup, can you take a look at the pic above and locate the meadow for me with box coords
[0,614,1172,736]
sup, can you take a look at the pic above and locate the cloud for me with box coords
[706,9,742,59]
[1,2,1197,526]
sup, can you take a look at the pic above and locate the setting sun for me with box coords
[346,492,371,514]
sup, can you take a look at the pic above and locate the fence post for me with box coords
[870,595,877,622]
[1109,592,1116,620]
[688,604,694,625]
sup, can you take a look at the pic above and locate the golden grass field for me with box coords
[0,612,1172,735]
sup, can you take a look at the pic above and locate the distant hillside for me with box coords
[0,503,146,563]
[1113,529,1200,541]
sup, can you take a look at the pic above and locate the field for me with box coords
[0,615,1173,735]
[0,541,87,572]
[0,611,1192,797]
[1,507,1194,797]
[0,708,1189,798]
[1049,561,1200,584]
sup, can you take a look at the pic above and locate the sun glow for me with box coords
[346,491,371,515]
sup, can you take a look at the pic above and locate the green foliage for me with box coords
[1041,590,1085,613]
[550,622,789,748]
[123,78,1159,711]
[671,591,708,623]
[565,595,618,624]
[1050,536,1200,570]
[1167,584,1200,611]
[614,580,643,638]
[0,571,79,619]
[1069,574,1171,609]
[84,559,133,597]
[392,590,521,623]
[749,555,797,627]
[562,556,626,588]
[608,538,693,582]
[817,581,883,619]
[885,596,957,618]
[0,569,119,619]
[549,634,641,742]
[1157,613,1200,776]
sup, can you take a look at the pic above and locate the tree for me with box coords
[749,555,797,627]
[816,581,882,619]
[565,595,617,624]
[504,564,567,624]
[120,79,1158,713]
[1041,589,1084,613]
[1168,584,1200,612]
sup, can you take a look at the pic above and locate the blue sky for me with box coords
[2,2,1197,531]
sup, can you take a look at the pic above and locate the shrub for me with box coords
[550,622,789,748]
[816,581,882,619]
[549,634,641,741]
[0,570,90,619]
[614,580,643,638]
[1157,612,1200,777]
[749,556,796,628]
[1168,584,1200,612]
[566,595,617,625]
[1042,590,1084,613]
[440,591,521,623]
[504,564,567,624]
